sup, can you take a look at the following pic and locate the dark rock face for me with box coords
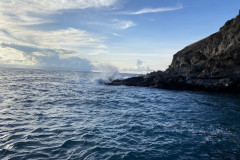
[108,12,240,92]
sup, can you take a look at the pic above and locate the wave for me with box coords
[93,71,123,85]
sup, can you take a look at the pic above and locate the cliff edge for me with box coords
[108,12,240,92]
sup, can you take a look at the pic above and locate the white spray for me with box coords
[93,64,123,85]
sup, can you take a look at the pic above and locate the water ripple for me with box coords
[0,68,240,160]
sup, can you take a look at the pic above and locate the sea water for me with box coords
[0,68,239,160]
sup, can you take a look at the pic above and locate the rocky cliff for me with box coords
[108,11,240,92]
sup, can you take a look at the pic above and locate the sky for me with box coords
[0,0,240,73]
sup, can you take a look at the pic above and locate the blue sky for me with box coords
[0,0,239,73]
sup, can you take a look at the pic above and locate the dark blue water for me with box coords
[0,68,240,160]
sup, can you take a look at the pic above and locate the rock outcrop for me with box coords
[108,11,240,92]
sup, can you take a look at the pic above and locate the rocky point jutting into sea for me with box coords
[108,11,240,92]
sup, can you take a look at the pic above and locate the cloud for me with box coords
[136,59,150,73]
[0,43,94,71]
[137,59,143,68]
[0,0,109,52]
[0,1,113,47]
[137,60,153,73]
[121,66,153,74]
[120,5,183,15]
[0,27,108,65]
[120,59,153,74]
[113,33,121,37]
[0,1,115,70]
[87,45,109,56]
[94,63,118,72]
[0,0,118,28]
[112,19,136,29]
[1,27,103,48]
[0,0,117,13]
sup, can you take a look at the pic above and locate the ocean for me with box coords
[0,68,240,160]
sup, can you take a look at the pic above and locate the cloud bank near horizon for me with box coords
[0,43,94,71]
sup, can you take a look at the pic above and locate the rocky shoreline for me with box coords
[107,11,240,93]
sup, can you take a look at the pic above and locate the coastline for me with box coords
[108,11,240,93]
